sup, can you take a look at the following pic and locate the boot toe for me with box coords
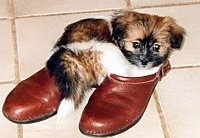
[79,98,135,136]
[2,68,61,123]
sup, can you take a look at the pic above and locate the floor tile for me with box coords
[156,68,200,138]
[0,0,8,18]
[23,90,164,138]
[130,0,197,8]
[15,11,113,79]
[136,4,200,67]
[0,84,17,138]
[0,20,15,82]
[114,96,164,138]
[14,0,126,16]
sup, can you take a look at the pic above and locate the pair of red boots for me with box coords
[2,61,170,136]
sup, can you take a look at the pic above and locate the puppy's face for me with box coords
[112,11,185,68]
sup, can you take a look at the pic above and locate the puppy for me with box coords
[46,11,185,119]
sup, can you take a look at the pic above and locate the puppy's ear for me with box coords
[112,24,126,41]
[170,27,185,49]
[165,17,186,49]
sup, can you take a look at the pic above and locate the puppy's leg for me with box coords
[46,47,103,119]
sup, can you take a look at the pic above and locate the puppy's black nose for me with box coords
[141,60,148,65]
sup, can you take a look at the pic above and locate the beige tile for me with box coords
[0,20,15,81]
[136,5,200,67]
[0,84,18,138]
[23,89,164,138]
[16,11,113,79]
[14,0,126,16]
[0,0,8,18]
[130,0,199,8]
[114,97,164,138]
[157,68,200,138]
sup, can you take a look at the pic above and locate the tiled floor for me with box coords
[0,0,200,138]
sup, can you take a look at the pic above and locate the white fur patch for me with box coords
[67,40,160,77]
[47,45,67,60]
[67,40,133,76]
[57,98,74,121]
[96,43,133,76]
[129,65,160,77]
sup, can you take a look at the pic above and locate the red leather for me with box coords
[2,68,61,123]
[79,61,171,136]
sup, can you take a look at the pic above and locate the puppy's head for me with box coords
[112,11,185,68]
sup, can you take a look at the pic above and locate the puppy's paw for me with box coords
[57,98,75,121]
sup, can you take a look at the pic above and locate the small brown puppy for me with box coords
[46,11,185,119]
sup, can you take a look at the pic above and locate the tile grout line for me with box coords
[7,0,20,82]
[0,17,8,21]
[153,90,171,138]
[172,65,200,70]
[14,8,122,19]
[124,0,132,10]
[130,1,200,9]
[7,0,23,138]
[0,80,16,84]
[0,2,198,20]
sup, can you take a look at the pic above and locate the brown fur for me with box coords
[49,47,104,108]
[112,11,185,67]
[47,10,185,109]
[55,18,112,47]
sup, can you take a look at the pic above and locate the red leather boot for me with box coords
[2,68,61,123]
[79,61,171,136]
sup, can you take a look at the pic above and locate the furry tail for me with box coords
[47,47,72,98]
[46,47,87,118]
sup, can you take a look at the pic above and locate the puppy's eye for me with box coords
[133,42,140,49]
[153,43,160,52]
